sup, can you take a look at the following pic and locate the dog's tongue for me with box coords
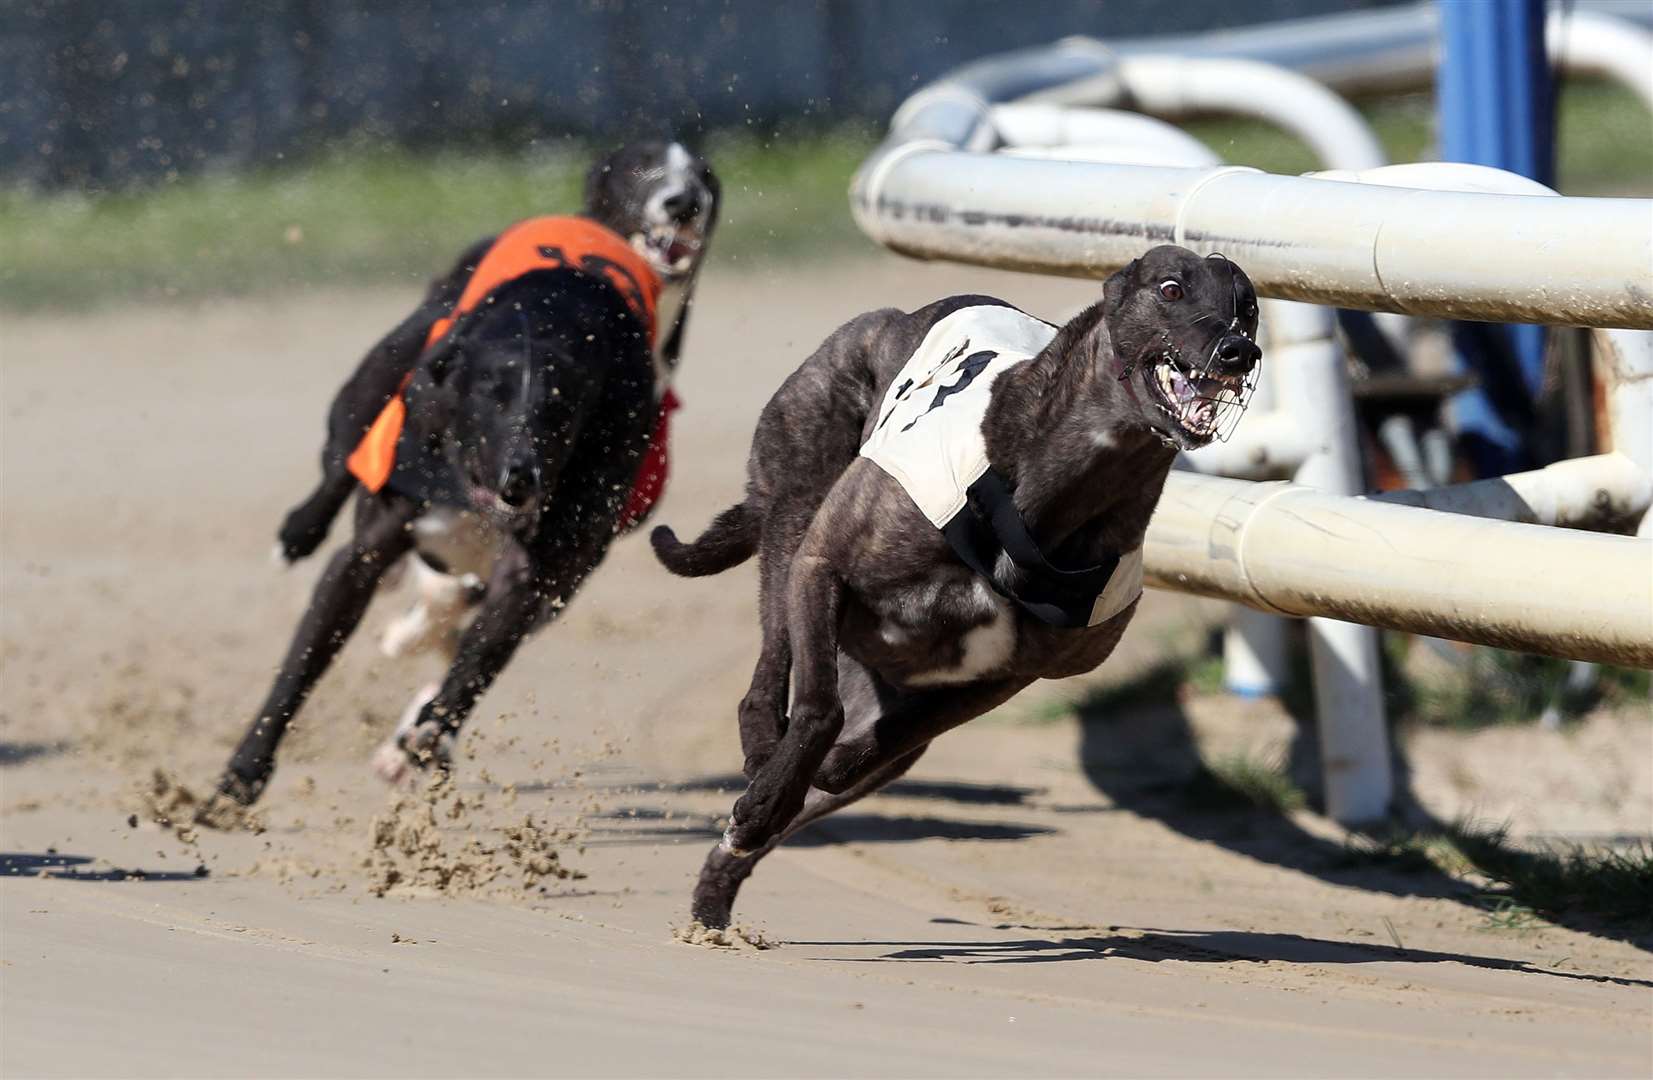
[1183,375,1235,432]
[666,238,692,265]
[1186,398,1218,432]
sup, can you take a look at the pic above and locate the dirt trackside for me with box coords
[3,257,1649,1078]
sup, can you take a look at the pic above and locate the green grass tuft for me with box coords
[1183,752,1307,814]
[1342,820,1653,928]
[1384,636,1651,730]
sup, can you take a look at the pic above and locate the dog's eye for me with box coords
[1158,280,1184,302]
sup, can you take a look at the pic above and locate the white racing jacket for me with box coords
[859,303,1143,629]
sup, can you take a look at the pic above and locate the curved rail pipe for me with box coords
[852,149,1653,329]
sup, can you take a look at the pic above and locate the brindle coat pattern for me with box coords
[652,245,1261,927]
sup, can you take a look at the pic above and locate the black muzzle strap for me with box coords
[940,468,1123,630]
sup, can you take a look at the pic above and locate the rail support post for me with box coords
[1437,0,1556,477]
[1276,300,1393,824]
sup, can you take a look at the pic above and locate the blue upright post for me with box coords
[1436,0,1555,477]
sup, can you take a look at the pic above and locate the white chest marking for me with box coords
[411,507,506,583]
[653,277,688,388]
[905,582,1018,687]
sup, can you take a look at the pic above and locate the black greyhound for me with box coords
[215,144,719,807]
[652,246,1261,927]
[275,141,719,564]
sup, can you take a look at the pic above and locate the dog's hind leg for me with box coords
[220,496,417,805]
[735,498,818,779]
[723,550,845,855]
[692,745,927,928]
[736,632,788,782]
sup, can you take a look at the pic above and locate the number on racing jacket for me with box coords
[875,338,999,433]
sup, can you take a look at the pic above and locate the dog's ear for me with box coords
[699,162,722,234]
[583,148,621,219]
[1102,258,1139,312]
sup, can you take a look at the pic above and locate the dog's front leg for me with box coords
[275,467,356,563]
[723,552,845,855]
[695,745,926,928]
[386,556,546,774]
[221,496,416,804]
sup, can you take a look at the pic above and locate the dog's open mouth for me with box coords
[1145,352,1247,442]
[635,224,702,277]
[464,476,535,521]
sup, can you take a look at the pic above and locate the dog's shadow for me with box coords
[792,923,1653,988]
[1070,656,1652,953]
[0,852,208,883]
[583,774,1054,848]
[0,741,69,767]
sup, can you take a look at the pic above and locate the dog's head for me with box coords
[1101,245,1262,449]
[584,140,720,284]
[413,271,643,531]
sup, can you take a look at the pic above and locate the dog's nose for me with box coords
[1216,334,1261,372]
[498,462,536,508]
[662,189,701,223]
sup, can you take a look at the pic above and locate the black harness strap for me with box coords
[939,467,1124,630]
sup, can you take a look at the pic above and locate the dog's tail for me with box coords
[650,502,757,577]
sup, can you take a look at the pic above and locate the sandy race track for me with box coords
[3,257,1650,1077]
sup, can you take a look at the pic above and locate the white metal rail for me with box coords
[849,17,1653,825]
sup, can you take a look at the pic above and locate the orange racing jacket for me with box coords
[345,216,677,528]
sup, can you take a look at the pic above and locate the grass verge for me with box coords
[1183,752,1307,814]
[3,81,1646,311]
[0,127,881,310]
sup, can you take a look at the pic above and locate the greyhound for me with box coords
[274,141,719,564]
[214,144,718,808]
[651,245,1261,927]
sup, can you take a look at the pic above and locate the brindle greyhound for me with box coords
[651,245,1261,927]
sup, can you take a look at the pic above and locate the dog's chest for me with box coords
[652,278,688,387]
[410,508,506,583]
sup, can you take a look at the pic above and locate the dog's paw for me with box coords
[718,823,755,859]
[276,512,328,564]
[371,705,454,787]
[402,720,454,770]
[720,798,772,857]
[370,741,415,786]
[214,769,267,808]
